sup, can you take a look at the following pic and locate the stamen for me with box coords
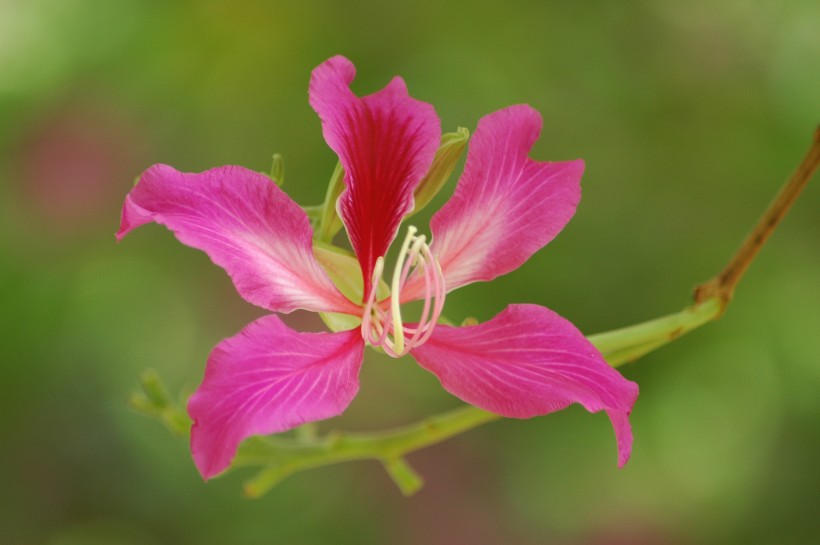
[416,247,445,346]
[405,244,434,346]
[390,226,419,355]
[362,225,446,358]
[361,256,384,344]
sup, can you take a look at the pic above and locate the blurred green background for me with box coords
[1,1,818,544]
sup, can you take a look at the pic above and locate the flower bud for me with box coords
[411,127,470,216]
[270,153,285,186]
[316,161,345,242]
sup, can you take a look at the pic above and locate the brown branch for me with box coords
[695,126,820,307]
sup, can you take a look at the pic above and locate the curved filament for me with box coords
[361,226,446,358]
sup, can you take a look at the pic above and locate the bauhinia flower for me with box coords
[118,56,639,480]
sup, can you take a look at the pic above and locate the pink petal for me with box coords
[187,315,365,479]
[411,304,639,467]
[118,164,357,315]
[309,56,441,297]
[406,105,583,300]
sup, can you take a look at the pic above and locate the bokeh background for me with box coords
[2,1,819,544]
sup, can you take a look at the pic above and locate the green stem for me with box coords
[381,458,425,496]
[589,297,724,366]
[235,406,499,497]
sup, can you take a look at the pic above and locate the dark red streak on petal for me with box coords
[310,56,440,299]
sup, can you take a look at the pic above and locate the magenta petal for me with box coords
[187,315,365,479]
[411,304,639,467]
[309,56,441,296]
[411,105,583,298]
[118,164,357,315]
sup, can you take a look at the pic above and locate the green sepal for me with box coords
[270,153,285,186]
[319,311,362,333]
[302,205,323,231]
[316,162,345,242]
[410,127,469,216]
[313,241,362,302]
[312,241,388,332]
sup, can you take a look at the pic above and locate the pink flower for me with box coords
[118,56,638,479]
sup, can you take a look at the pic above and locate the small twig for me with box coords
[695,127,820,306]
[588,297,723,366]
